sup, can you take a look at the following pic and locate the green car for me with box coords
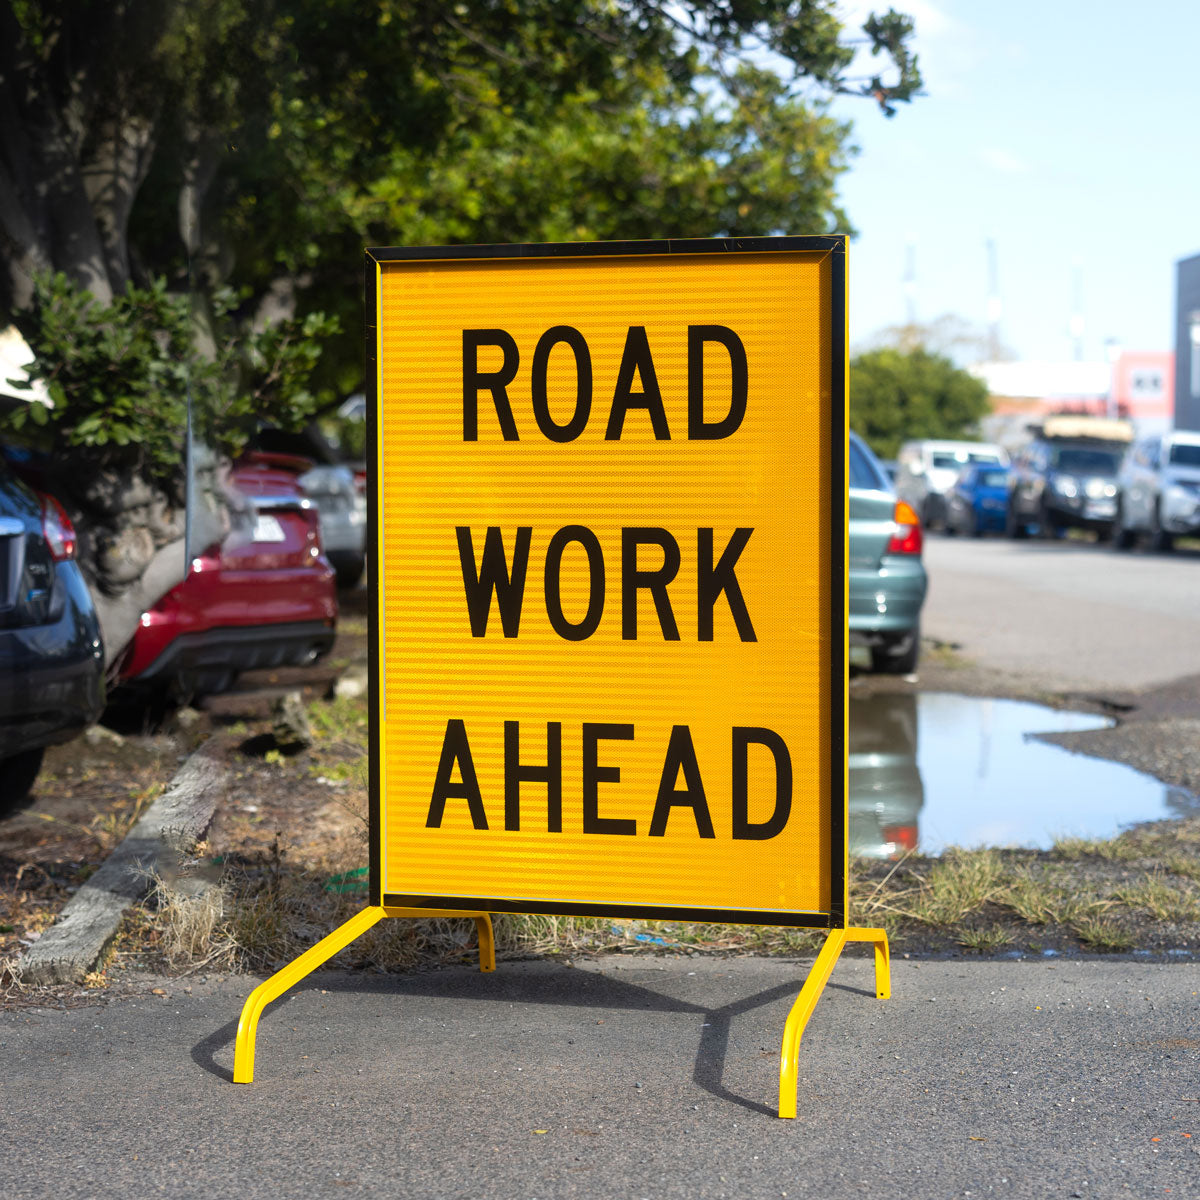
[849,432,928,674]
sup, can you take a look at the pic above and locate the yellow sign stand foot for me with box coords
[233,908,497,1083]
[778,926,890,1119]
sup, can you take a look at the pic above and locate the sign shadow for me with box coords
[192,962,810,1116]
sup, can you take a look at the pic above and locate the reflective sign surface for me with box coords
[371,240,844,923]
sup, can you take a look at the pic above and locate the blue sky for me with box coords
[831,1,1198,362]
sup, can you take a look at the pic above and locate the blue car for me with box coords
[945,463,1011,536]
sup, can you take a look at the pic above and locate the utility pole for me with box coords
[986,238,1002,361]
[903,237,917,329]
[1069,258,1086,361]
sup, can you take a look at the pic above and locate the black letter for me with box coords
[463,329,519,440]
[456,526,532,638]
[544,525,605,640]
[731,727,792,840]
[687,325,747,439]
[606,326,670,440]
[621,528,680,641]
[531,326,592,442]
[582,723,636,835]
[427,719,489,829]
[648,726,715,838]
[505,721,562,832]
[698,528,757,642]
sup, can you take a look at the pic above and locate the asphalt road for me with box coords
[921,535,1200,692]
[3,955,1198,1200]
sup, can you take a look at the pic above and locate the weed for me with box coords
[1162,853,1200,883]
[894,849,1006,926]
[1051,834,1143,863]
[958,925,1013,953]
[1111,874,1200,922]
[1072,916,1135,953]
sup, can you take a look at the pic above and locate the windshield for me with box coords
[1169,443,1200,467]
[1052,447,1121,474]
[977,469,1009,488]
[932,450,1000,470]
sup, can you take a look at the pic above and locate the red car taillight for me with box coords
[881,823,919,854]
[886,499,923,555]
[39,493,77,561]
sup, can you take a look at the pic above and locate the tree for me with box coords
[1,1,922,665]
[850,346,990,460]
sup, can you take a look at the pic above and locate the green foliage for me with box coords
[4,272,338,489]
[849,346,991,460]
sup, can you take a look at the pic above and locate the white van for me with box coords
[896,439,1009,529]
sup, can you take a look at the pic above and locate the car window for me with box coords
[1052,446,1122,473]
[978,469,1008,488]
[1168,443,1200,467]
[966,452,1001,465]
[848,438,887,490]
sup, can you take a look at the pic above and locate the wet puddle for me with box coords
[850,693,1197,858]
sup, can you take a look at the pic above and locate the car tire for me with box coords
[0,746,45,814]
[1149,503,1175,553]
[967,509,982,538]
[333,553,366,590]
[1039,499,1063,540]
[871,626,920,675]
[1112,500,1136,550]
[1006,498,1027,539]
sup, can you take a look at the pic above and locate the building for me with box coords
[969,353,1173,453]
[1174,252,1200,430]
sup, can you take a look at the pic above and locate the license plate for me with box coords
[1084,501,1116,519]
[252,513,286,543]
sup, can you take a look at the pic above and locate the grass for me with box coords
[57,675,1196,978]
[1111,873,1200,923]
[124,829,1200,977]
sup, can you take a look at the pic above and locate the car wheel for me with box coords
[1149,503,1175,553]
[1038,499,1063,540]
[870,626,920,675]
[334,555,365,590]
[1006,502,1026,539]
[1112,500,1136,550]
[0,746,46,814]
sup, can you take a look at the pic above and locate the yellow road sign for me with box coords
[233,238,885,1114]
[367,237,847,925]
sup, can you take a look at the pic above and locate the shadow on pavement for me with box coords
[193,962,815,1115]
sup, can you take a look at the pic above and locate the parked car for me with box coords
[945,463,1011,536]
[895,438,1008,530]
[114,463,337,700]
[0,460,105,809]
[849,431,928,674]
[1007,416,1131,540]
[245,427,367,589]
[1114,429,1200,551]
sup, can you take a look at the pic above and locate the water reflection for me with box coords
[849,693,1189,858]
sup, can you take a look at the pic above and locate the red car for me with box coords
[116,461,337,698]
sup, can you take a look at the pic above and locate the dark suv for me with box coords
[1007,420,1130,539]
[0,461,105,809]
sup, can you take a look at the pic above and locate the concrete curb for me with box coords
[18,736,229,986]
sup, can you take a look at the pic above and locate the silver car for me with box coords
[1114,430,1200,551]
[849,432,928,673]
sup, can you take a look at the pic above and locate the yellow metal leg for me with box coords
[846,926,890,999]
[383,907,496,973]
[233,905,386,1084]
[473,914,496,972]
[778,929,846,1119]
